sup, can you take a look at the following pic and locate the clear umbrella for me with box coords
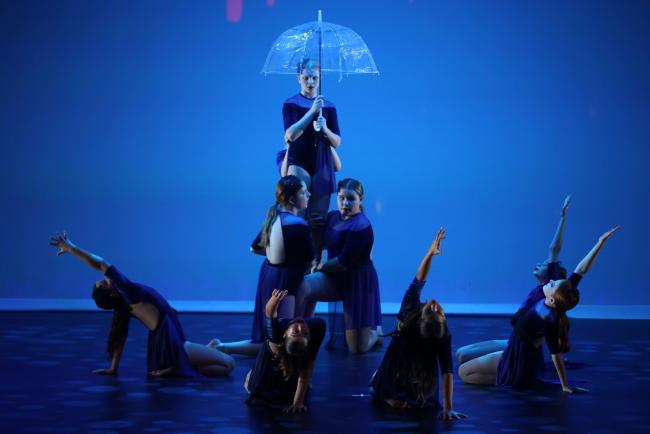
[261,10,379,87]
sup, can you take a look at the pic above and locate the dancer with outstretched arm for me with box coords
[49,231,235,377]
[456,197,619,391]
[245,289,325,413]
[370,227,466,419]
[212,176,314,356]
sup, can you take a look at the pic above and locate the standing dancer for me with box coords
[48,232,235,377]
[283,58,341,260]
[456,199,619,391]
[370,228,466,419]
[245,290,326,413]
[296,178,382,353]
[212,176,314,355]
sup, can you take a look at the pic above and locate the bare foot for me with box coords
[207,338,230,354]
[149,368,178,377]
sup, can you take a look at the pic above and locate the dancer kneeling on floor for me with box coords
[212,175,314,356]
[456,196,619,391]
[49,231,235,378]
[245,289,325,413]
[296,178,383,353]
[370,228,466,420]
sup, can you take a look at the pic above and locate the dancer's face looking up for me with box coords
[542,279,576,311]
[337,189,362,219]
[298,68,319,98]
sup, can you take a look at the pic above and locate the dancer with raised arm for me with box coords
[457,197,619,391]
[48,231,235,377]
[371,228,466,420]
[245,289,325,413]
[456,195,574,364]
[212,176,314,356]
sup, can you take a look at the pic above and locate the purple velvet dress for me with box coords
[282,94,340,195]
[496,262,582,388]
[104,266,201,377]
[323,211,382,332]
[371,278,453,407]
[250,212,314,343]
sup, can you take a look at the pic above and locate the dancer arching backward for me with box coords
[212,176,314,356]
[371,228,466,419]
[456,196,575,364]
[296,178,382,354]
[456,198,620,391]
[48,231,235,377]
[245,290,325,413]
[283,58,341,260]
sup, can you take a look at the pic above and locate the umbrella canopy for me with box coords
[261,17,379,77]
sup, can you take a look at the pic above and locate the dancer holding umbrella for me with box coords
[263,10,379,258]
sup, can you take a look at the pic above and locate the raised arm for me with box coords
[548,195,571,262]
[573,226,620,276]
[416,227,446,281]
[49,231,110,274]
[265,290,288,349]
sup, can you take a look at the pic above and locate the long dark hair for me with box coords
[273,319,310,379]
[395,302,449,402]
[93,284,131,360]
[553,280,580,353]
[337,178,365,213]
[260,175,303,247]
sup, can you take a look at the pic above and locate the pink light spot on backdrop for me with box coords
[267,0,276,7]
[227,0,242,23]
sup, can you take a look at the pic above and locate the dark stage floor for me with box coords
[1,312,649,434]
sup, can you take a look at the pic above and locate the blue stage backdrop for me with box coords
[1,1,648,309]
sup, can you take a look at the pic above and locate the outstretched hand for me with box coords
[438,409,467,420]
[598,226,620,244]
[49,230,74,256]
[561,195,571,217]
[428,227,447,256]
[265,289,288,319]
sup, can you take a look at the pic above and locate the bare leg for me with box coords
[208,339,261,357]
[456,339,508,363]
[210,297,293,357]
[458,350,503,385]
[295,272,339,318]
[184,341,235,376]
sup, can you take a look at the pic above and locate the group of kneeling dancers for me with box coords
[48,59,619,419]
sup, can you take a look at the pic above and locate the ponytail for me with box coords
[260,203,279,248]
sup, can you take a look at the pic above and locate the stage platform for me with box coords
[1,312,649,433]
